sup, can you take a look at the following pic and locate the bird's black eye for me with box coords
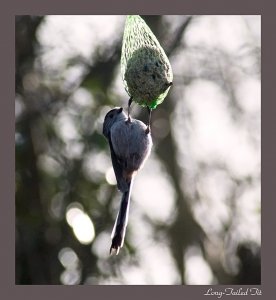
[109,114,114,119]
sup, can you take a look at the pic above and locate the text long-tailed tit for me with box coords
[103,107,152,254]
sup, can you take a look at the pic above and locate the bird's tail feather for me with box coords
[110,179,133,255]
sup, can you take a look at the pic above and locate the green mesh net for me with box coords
[121,15,173,109]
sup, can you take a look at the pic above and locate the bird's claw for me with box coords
[126,117,132,124]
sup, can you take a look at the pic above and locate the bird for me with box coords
[103,107,152,254]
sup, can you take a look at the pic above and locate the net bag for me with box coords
[121,15,173,109]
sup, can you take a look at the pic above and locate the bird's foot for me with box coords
[125,116,132,124]
[127,97,133,120]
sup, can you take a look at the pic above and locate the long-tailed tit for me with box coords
[103,107,152,254]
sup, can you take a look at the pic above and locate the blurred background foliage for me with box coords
[15,15,261,285]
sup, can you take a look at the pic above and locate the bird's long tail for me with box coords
[110,179,133,255]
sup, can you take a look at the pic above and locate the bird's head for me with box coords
[103,107,127,138]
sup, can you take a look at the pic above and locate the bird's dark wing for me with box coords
[107,134,128,192]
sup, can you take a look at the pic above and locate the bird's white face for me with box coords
[103,107,127,138]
